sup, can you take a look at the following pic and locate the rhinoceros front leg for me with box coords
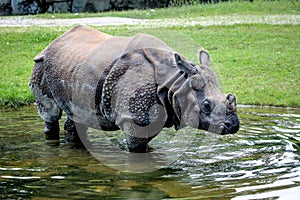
[125,134,152,153]
[44,121,60,144]
[121,120,161,153]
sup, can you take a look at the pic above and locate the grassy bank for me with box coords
[31,0,299,19]
[0,23,299,107]
[0,27,67,107]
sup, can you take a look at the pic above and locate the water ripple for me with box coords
[0,105,299,199]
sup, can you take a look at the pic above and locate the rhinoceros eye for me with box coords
[202,100,212,113]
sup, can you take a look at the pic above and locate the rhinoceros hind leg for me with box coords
[64,117,88,145]
[44,121,60,145]
[34,92,62,145]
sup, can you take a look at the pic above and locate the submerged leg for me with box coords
[64,117,88,144]
[39,104,62,145]
[125,134,149,153]
[30,59,62,145]
[44,121,60,143]
[125,134,158,153]
[121,120,161,153]
[33,90,62,145]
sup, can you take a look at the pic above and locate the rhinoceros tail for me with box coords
[30,52,62,124]
[29,53,45,88]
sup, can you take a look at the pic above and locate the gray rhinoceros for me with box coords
[29,26,239,152]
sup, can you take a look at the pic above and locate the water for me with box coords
[0,105,300,199]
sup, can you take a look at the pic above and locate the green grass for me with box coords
[184,24,300,107]
[0,27,68,107]
[0,24,299,107]
[0,0,299,107]
[22,0,299,19]
[104,25,300,107]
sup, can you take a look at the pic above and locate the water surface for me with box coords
[0,105,300,199]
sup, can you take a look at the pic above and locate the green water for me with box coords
[1,105,300,199]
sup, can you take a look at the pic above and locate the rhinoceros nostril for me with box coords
[223,120,239,134]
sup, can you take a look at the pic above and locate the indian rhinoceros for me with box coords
[29,25,239,153]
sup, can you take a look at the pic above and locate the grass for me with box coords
[14,0,300,19]
[0,27,68,107]
[185,24,300,107]
[97,25,300,107]
[0,0,299,107]
[0,24,299,107]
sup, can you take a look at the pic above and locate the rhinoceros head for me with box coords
[166,50,240,134]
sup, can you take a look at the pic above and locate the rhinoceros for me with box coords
[29,26,239,153]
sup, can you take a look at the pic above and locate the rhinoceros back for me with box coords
[35,26,124,128]
[36,26,174,129]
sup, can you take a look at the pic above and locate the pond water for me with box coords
[0,105,300,199]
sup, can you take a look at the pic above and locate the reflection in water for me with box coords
[0,105,300,199]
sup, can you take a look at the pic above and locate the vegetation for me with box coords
[0,0,299,107]
[0,27,67,107]
[30,0,299,19]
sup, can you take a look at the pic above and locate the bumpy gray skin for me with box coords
[29,26,239,152]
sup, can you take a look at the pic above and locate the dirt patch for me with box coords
[0,14,299,27]
[0,16,145,27]
[154,14,300,27]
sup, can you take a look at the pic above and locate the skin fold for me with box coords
[29,25,239,153]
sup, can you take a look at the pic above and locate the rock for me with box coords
[11,0,41,15]
[0,0,12,15]
[47,4,52,13]
[53,2,68,13]
[45,0,68,3]
[91,0,111,12]
[84,1,96,12]
[72,0,86,13]
[145,0,170,8]
[111,0,138,10]
[1,0,172,16]
[111,0,169,10]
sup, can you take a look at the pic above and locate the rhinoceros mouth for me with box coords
[222,115,240,135]
[207,123,227,135]
[220,125,231,135]
[222,123,240,135]
[199,115,239,135]
[208,123,238,135]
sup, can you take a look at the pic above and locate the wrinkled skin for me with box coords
[173,52,240,135]
[29,26,239,153]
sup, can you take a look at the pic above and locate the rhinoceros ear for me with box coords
[199,50,210,67]
[175,53,197,75]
